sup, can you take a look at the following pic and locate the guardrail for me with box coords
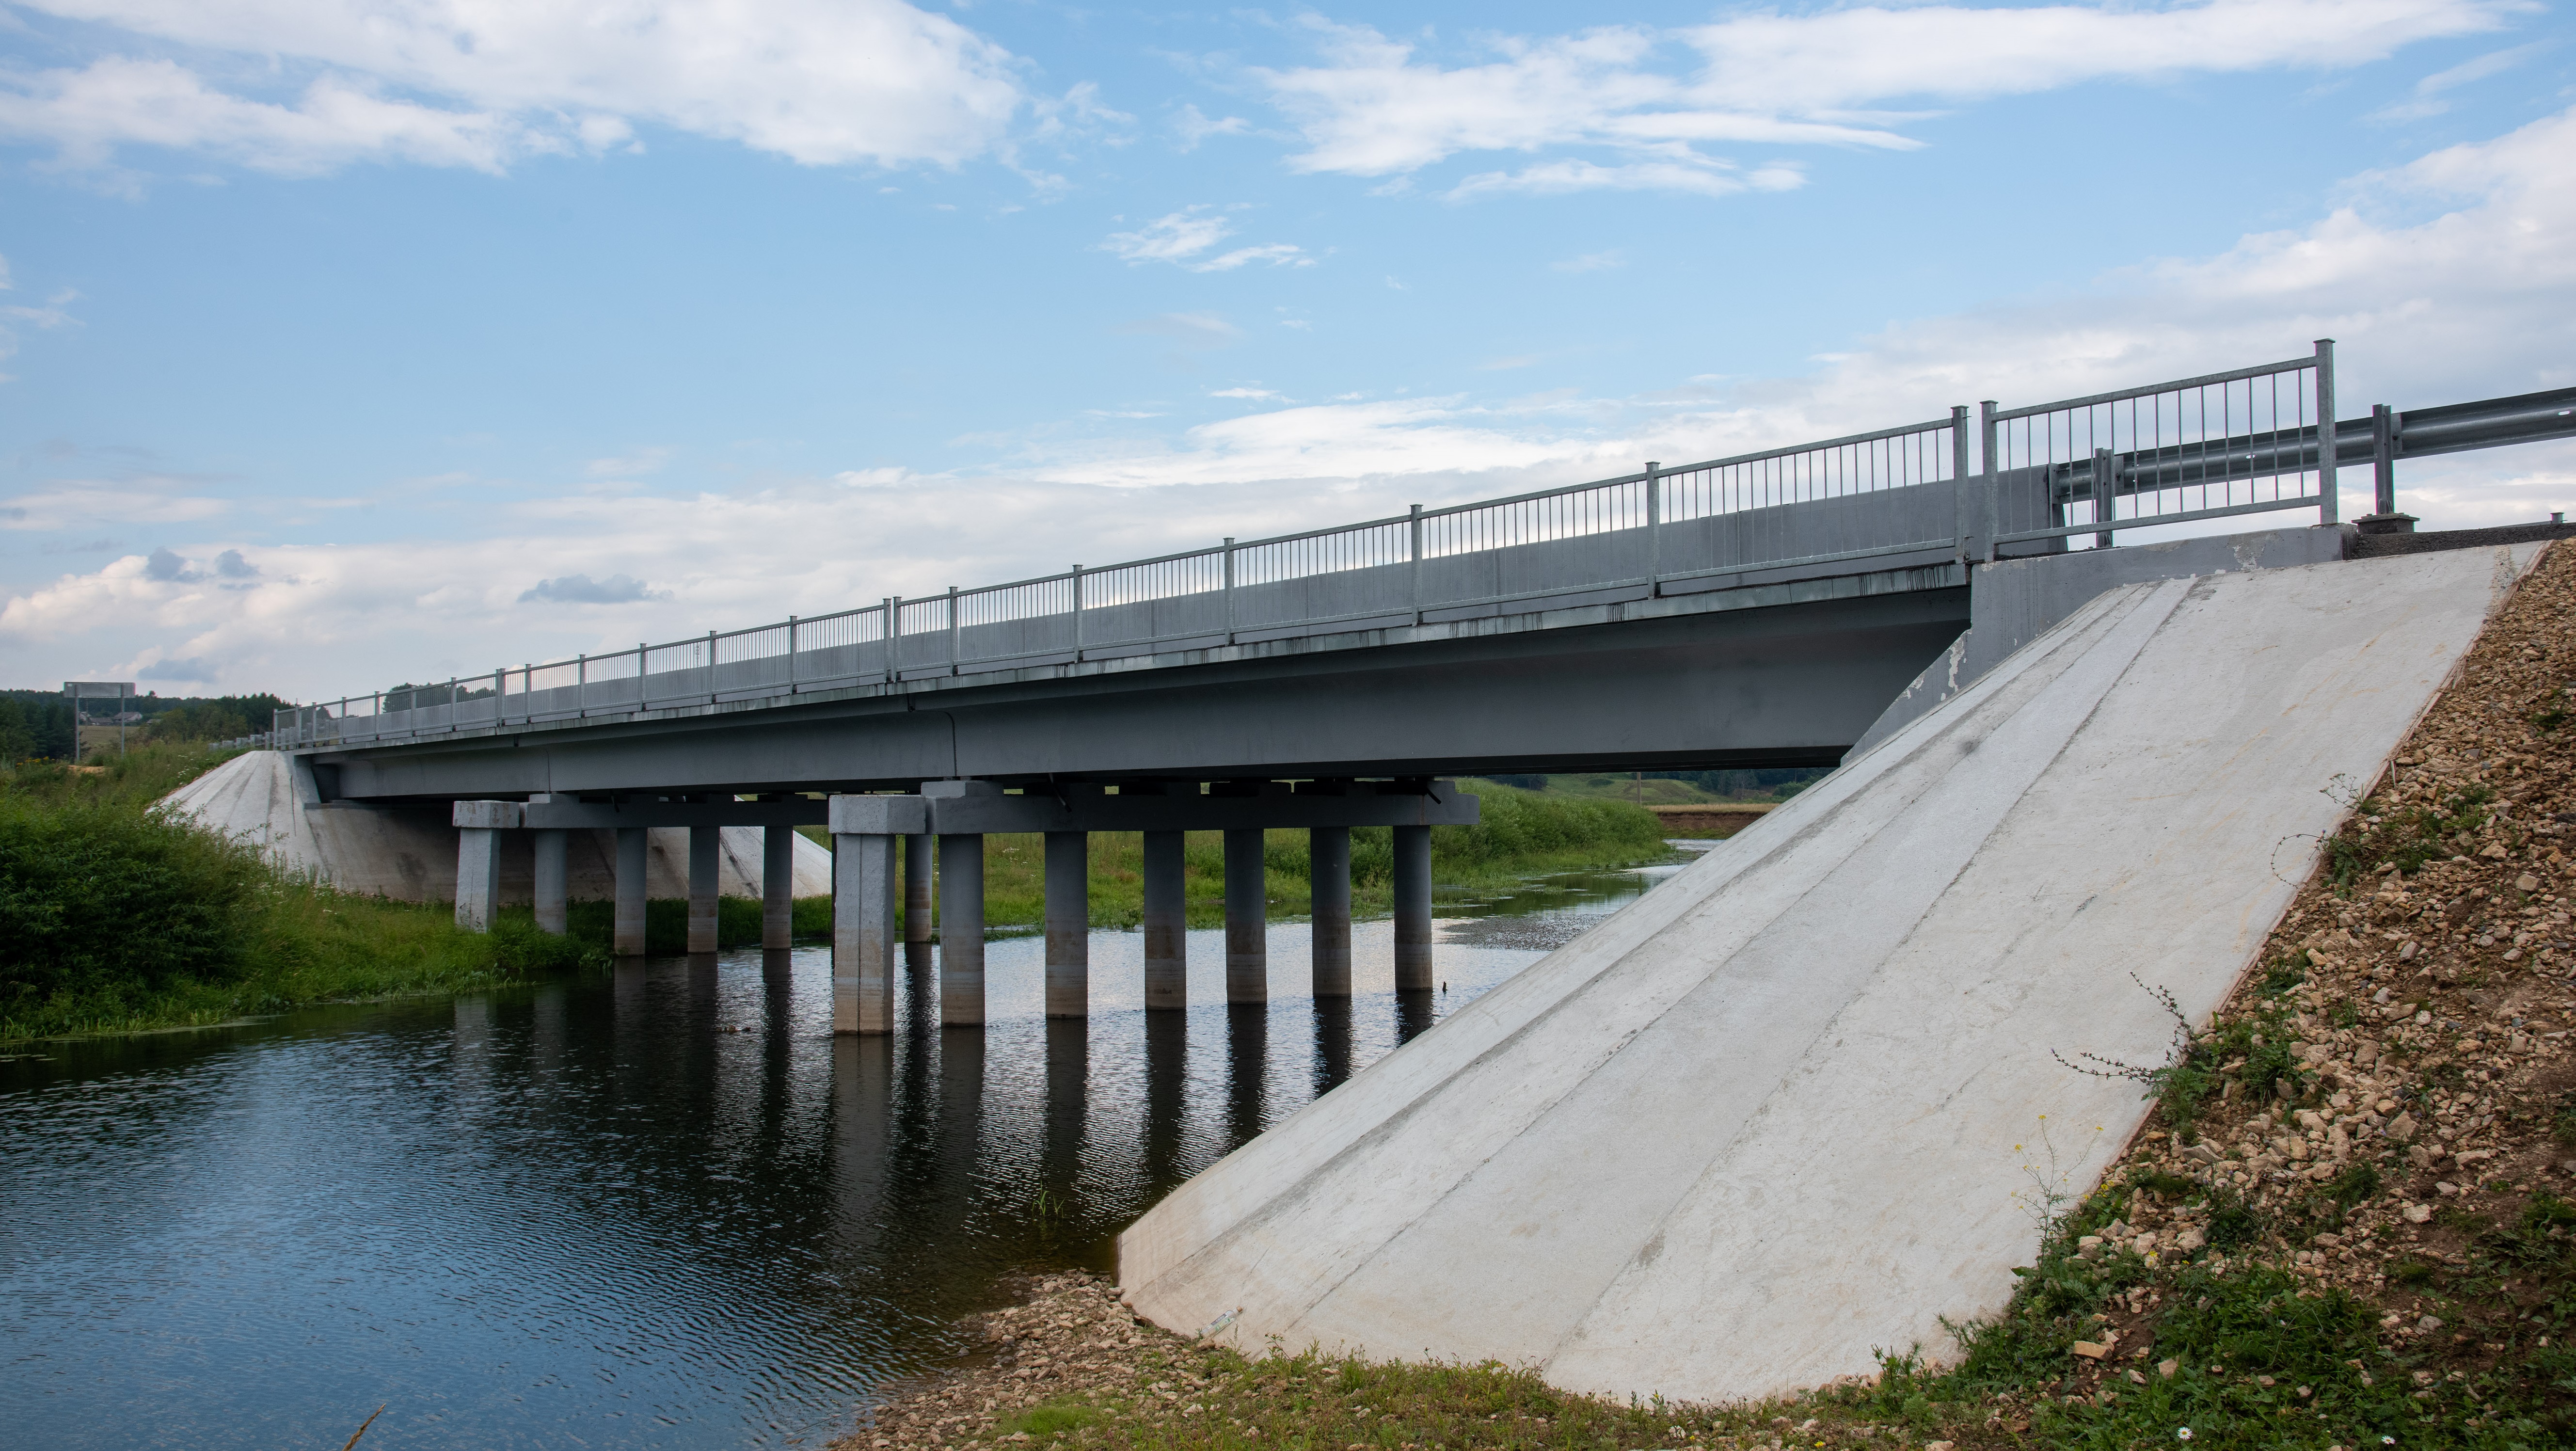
[268,344,2576,751]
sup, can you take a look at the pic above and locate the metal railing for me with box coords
[268,343,2575,750]
[1982,342,2333,554]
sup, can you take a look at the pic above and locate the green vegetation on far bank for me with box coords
[4,766,1674,1042]
[0,745,596,1042]
[1484,767,1828,806]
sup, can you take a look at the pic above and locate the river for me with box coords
[0,850,1704,1450]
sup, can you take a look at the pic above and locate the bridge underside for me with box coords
[310,580,1970,804]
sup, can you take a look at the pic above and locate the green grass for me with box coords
[878,780,1676,934]
[0,744,603,1041]
[4,765,1674,1041]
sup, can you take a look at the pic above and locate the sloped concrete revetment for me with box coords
[1119,543,2544,1403]
[161,749,832,904]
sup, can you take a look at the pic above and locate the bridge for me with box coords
[232,341,2575,1036]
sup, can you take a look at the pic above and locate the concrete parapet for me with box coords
[1119,541,2545,1403]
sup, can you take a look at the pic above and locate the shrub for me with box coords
[0,794,267,1009]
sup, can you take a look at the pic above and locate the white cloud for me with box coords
[1210,387,1281,400]
[1101,207,1310,271]
[1114,312,1242,348]
[1172,103,1249,150]
[0,480,227,530]
[0,253,80,378]
[586,446,673,478]
[1259,3,2521,197]
[0,0,1027,175]
[1447,154,1802,201]
[14,101,2576,697]
[0,57,523,176]
[2369,41,2546,120]
[1553,250,1625,273]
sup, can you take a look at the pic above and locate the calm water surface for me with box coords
[0,852,1704,1451]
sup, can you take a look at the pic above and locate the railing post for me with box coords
[947,585,961,675]
[2371,404,2398,517]
[493,668,505,725]
[1949,405,1973,562]
[636,645,648,707]
[2091,448,2116,550]
[1978,401,2001,563]
[2314,337,2339,525]
[573,656,585,718]
[707,628,718,703]
[1643,462,1661,592]
[1408,503,1424,622]
[885,597,900,684]
[1070,565,1083,658]
[1222,539,1236,643]
[786,615,799,688]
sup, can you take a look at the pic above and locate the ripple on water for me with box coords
[0,856,1692,1450]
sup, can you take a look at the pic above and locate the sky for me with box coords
[0,0,2573,703]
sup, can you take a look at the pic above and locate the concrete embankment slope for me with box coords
[1119,543,2545,1403]
[162,750,831,903]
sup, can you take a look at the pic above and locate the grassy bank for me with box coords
[951,781,1674,933]
[5,768,1670,1040]
[0,745,599,1041]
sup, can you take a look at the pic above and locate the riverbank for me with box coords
[5,768,1670,1042]
[0,745,597,1041]
[843,544,2576,1451]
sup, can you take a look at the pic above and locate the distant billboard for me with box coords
[66,681,137,757]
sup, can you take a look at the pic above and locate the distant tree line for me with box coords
[0,690,290,763]
[1481,767,1829,800]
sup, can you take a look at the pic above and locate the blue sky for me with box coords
[1,0,2573,700]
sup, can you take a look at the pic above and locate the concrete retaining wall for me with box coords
[1118,542,2543,1402]
[161,750,833,905]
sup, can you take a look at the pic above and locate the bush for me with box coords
[0,794,267,1009]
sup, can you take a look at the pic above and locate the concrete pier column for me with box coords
[1310,825,1352,998]
[762,824,796,950]
[532,828,567,935]
[938,832,986,1026]
[614,826,649,958]
[1142,830,1187,1010]
[1044,831,1089,1018]
[1393,823,1433,993]
[828,795,924,1035]
[687,824,721,956]
[904,833,934,946]
[451,801,521,933]
[1224,828,1267,1005]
